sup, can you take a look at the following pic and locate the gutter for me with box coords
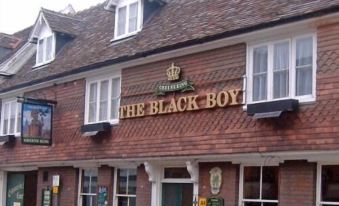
[1,5,339,93]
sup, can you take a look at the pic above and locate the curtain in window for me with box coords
[273,42,289,99]
[296,37,313,96]
[129,2,139,33]
[37,39,44,63]
[253,46,268,101]
[89,83,98,123]
[45,36,53,61]
[2,103,9,134]
[111,78,121,119]
[99,80,109,121]
[118,6,127,36]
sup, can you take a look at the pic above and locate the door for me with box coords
[6,173,25,206]
[162,183,193,206]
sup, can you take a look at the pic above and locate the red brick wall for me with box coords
[279,161,317,206]
[136,165,152,206]
[0,23,339,164]
[199,162,239,206]
[36,167,78,206]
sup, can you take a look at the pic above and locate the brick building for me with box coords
[0,0,339,206]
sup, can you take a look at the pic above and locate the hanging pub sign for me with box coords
[155,63,194,96]
[98,186,109,206]
[21,101,53,145]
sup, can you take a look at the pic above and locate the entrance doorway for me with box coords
[162,183,193,206]
[161,167,194,206]
[6,171,37,206]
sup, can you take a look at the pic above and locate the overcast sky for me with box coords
[0,0,106,34]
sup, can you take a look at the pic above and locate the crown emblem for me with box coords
[167,63,181,81]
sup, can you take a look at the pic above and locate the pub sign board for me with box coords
[21,102,53,145]
[41,188,52,206]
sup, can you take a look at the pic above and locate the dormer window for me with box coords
[114,0,143,40]
[36,34,55,66]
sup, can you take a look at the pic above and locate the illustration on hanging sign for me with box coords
[21,102,53,145]
[210,167,222,195]
[155,63,194,96]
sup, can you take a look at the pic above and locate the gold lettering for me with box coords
[216,91,230,107]
[205,93,217,108]
[136,103,145,117]
[126,104,136,118]
[177,97,187,112]
[167,98,178,113]
[186,95,199,111]
[158,100,167,114]
[119,106,127,119]
[228,89,242,105]
[149,101,159,115]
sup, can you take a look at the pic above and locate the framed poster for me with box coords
[21,102,53,145]
[41,188,52,206]
[98,186,108,206]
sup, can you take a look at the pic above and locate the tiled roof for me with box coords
[0,28,31,64]
[41,8,84,36]
[0,33,22,49]
[1,0,339,92]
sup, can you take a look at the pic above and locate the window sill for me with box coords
[111,29,141,43]
[243,96,316,111]
[32,60,53,70]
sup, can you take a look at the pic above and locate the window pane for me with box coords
[45,36,53,61]
[118,6,127,36]
[296,66,312,96]
[129,2,138,33]
[296,36,313,96]
[37,39,44,63]
[118,169,128,194]
[296,37,313,67]
[244,167,261,199]
[244,203,261,206]
[3,103,9,134]
[262,167,279,200]
[118,196,128,206]
[322,165,339,202]
[82,169,98,194]
[128,169,137,195]
[88,83,97,123]
[99,80,109,121]
[9,101,16,134]
[16,103,21,133]
[82,195,96,206]
[164,168,191,179]
[253,46,268,101]
[273,42,289,99]
[129,197,136,206]
[111,78,121,119]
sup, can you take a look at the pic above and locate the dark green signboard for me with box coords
[6,173,25,206]
[41,189,51,206]
[155,80,194,96]
[98,186,108,206]
[207,196,224,206]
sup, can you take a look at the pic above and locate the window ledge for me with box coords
[243,97,316,111]
[111,29,141,43]
[32,60,53,70]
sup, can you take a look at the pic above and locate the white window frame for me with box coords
[239,165,279,206]
[317,163,339,206]
[246,33,317,104]
[77,168,98,206]
[35,33,56,67]
[114,0,143,40]
[0,98,21,136]
[84,72,121,125]
[113,167,137,206]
